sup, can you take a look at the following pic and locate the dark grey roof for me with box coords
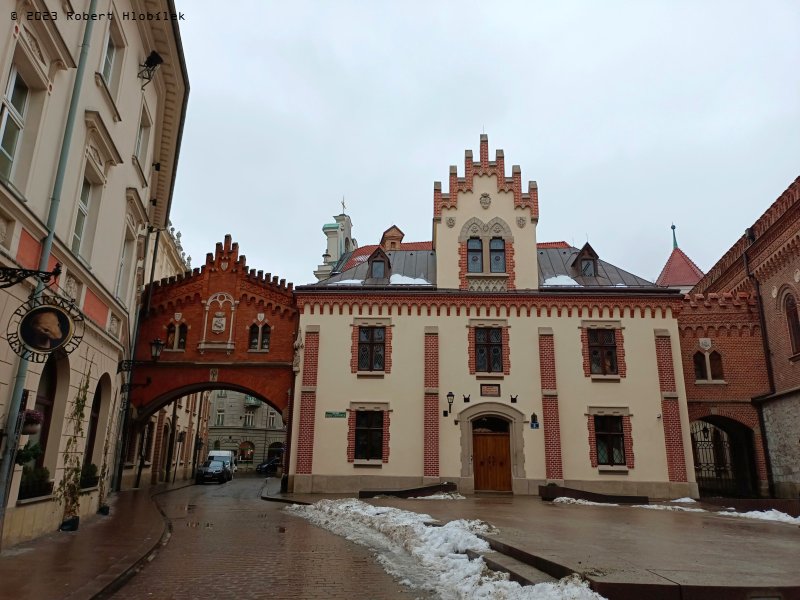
[306,250,437,288]
[302,245,655,289]
[538,246,656,287]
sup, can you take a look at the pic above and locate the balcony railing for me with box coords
[244,396,261,407]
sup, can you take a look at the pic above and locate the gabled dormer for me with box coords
[571,242,599,278]
[365,247,391,282]
[380,225,405,250]
[431,135,539,290]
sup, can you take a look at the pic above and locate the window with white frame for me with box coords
[99,22,125,96]
[134,107,151,167]
[0,67,29,181]
[243,412,254,427]
[71,178,93,255]
[115,227,136,302]
[268,411,276,428]
[215,408,225,426]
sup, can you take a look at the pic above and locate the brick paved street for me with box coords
[110,477,429,600]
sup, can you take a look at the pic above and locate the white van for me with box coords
[207,450,237,476]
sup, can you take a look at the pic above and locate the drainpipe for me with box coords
[281,316,301,493]
[114,226,161,492]
[0,0,98,549]
[164,400,178,484]
[743,228,776,498]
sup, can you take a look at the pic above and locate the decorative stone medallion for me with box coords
[795,269,800,283]
[772,286,778,299]
[479,193,491,209]
[699,338,712,351]
[446,217,456,228]
[174,312,182,322]
[516,217,526,228]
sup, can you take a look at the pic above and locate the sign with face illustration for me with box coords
[6,294,84,362]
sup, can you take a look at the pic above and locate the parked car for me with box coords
[255,458,281,476]
[195,460,231,484]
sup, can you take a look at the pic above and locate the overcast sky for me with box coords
[170,1,800,288]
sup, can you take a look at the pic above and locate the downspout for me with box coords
[281,315,300,493]
[0,0,98,548]
[132,228,161,489]
[112,225,152,491]
[743,228,776,498]
[164,399,178,483]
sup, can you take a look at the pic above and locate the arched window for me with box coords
[178,324,188,349]
[786,294,800,354]
[249,324,259,350]
[260,325,270,351]
[489,238,506,273]
[166,323,176,349]
[693,351,707,380]
[709,351,724,380]
[467,238,483,273]
[83,381,102,469]
[249,324,270,351]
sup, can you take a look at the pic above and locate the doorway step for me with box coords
[538,484,648,505]
[358,481,457,499]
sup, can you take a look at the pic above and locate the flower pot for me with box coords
[59,516,80,532]
[98,504,110,516]
[21,423,41,435]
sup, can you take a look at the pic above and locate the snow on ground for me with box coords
[554,497,799,524]
[633,504,707,513]
[408,493,467,500]
[552,497,617,507]
[718,509,800,525]
[286,498,606,599]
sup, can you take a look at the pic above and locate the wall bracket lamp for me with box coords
[117,338,165,372]
[0,263,61,289]
[138,51,164,89]
[444,391,454,417]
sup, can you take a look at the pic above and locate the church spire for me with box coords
[671,223,678,249]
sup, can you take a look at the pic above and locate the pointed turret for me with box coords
[656,224,703,293]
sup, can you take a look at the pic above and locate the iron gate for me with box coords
[691,421,737,497]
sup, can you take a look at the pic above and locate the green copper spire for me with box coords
[671,223,678,249]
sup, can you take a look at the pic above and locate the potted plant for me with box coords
[15,441,43,466]
[55,360,92,532]
[21,409,44,435]
[18,465,52,500]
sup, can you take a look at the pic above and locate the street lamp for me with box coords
[444,392,454,417]
[150,337,165,361]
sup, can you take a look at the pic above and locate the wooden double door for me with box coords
[473,432,512,491]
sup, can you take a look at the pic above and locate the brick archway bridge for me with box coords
[128,235,299,421]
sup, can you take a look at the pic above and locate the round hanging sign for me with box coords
[6,294,84,362]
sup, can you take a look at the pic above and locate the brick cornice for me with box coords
[297,292,684,320]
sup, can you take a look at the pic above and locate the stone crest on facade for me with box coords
[209,368,218,382]
[516,217,526,228]
[174,312,182,322]
[446,217,456,228]
[699,338,712,351]
[795,269,800,283]
[479,193,491,209]
[211,312,226,334]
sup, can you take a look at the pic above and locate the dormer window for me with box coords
[581,259,596,277]
[366,247,391,280]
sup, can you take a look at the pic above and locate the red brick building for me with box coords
[677,176,800,499]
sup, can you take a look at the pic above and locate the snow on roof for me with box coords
[389,274,430,285]
[328,279,363,286]
[542,275,581,286]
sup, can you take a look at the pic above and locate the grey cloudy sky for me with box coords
[170,1,800,288]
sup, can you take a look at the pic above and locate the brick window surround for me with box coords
[350,319,392,374]
[586,407,634,469]
[467,319,510,376]
[581,321,626,378]
[347,402,390,464]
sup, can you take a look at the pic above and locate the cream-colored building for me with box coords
[290,135,697,499]
[0,0,188,546]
